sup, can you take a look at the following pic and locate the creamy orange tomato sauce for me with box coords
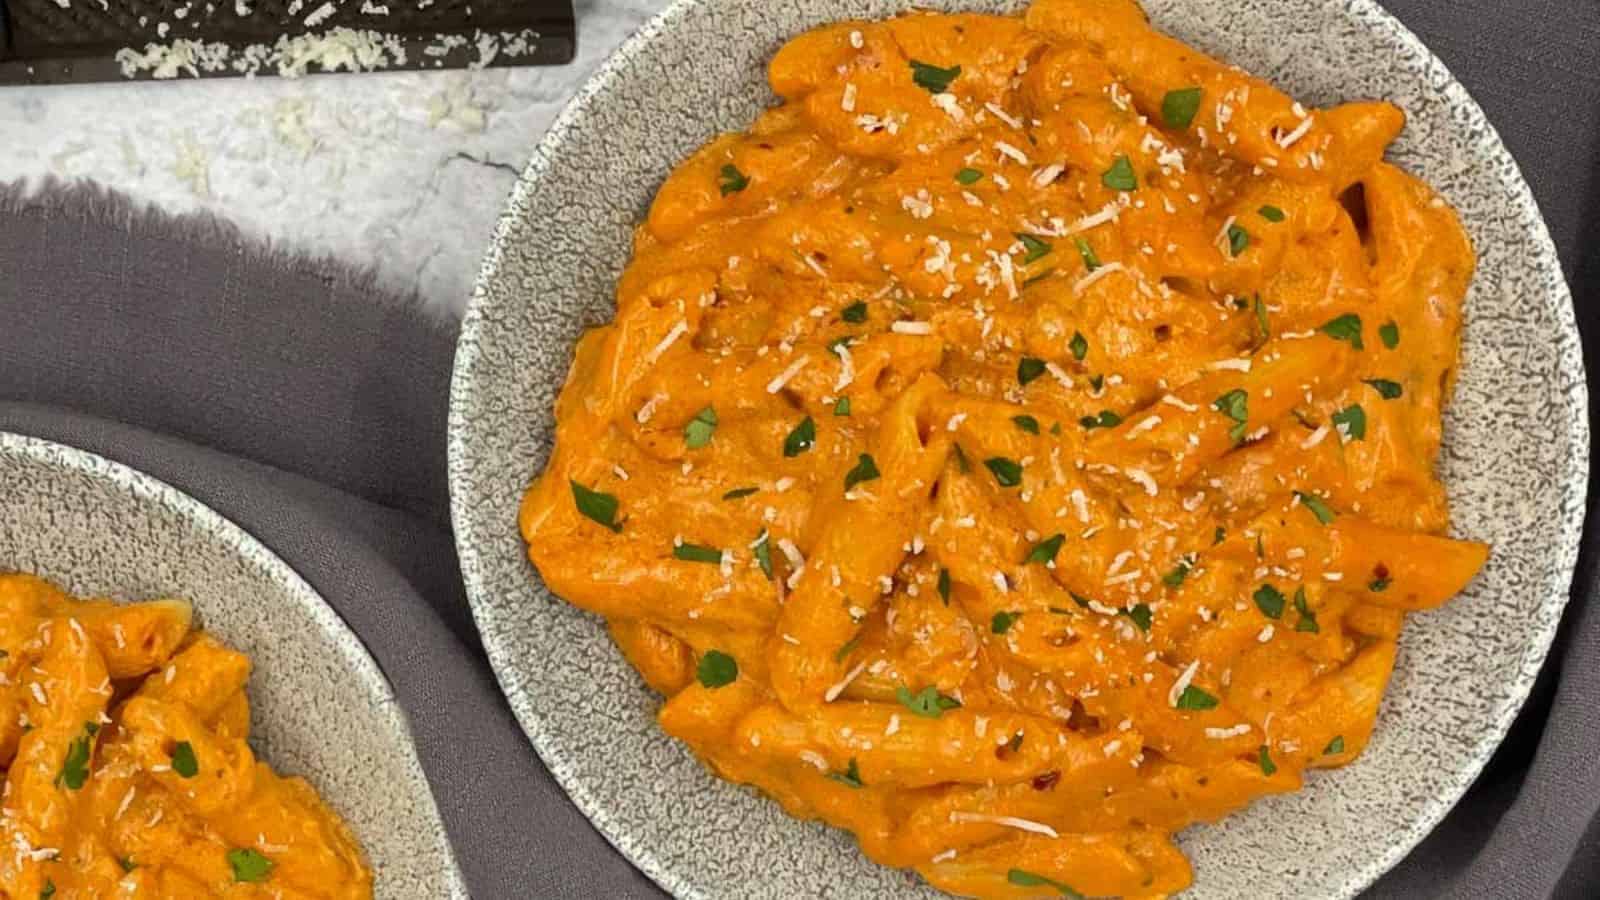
[521,0,1485,895]
[0,575,372,899]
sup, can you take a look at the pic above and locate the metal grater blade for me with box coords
[0,0,575,86]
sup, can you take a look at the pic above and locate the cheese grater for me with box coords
[0,0,575,86]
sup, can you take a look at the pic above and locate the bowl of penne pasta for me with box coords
[0,433,467,899]
[451,0,1586,897]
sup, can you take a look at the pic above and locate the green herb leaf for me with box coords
[909,59,962,93]
[1332,404,1367,441]
[228,848,275,884]
[984,457,1023,488]
[1258,745,1278,776]
[896,684,961,719]
[718,164,749,196]
[1007,868,1085,898]
[784,416,817,457]
[55,723,95,790]
[1122,603,1153,632]
[1012,414,1041,435]
[722,486,759,500]
[1259,205,1286,223]
[40,880,55,899]
[825,757,864,788]
[1073,236,1102,272]
[570,481,622,533]
[1163,561,1191,588]
[1253,584,1286,619]
[844,453,881,491]
[684,406,718,449]
[841,301,868,323]
[992,611,1022,634]
[1213,526,1227,546]
[1069,331,1089,361]
[1161,86,1203,130]
[1321,313,1364,350]
[1213,389,1249,443]
[1087,373,1104,392]
[753,531,774,578]
[118,857,137,873]
[171,741,199,779]
[1293,587,1319,633]
[1227,223,1251,257]
[697,650,738,688]
[1369,575,1392,593]
[834,396,852,416]
[1253,294,1270,344]
[1364,378,1404,400]
[674,542,724,564]
[1079,410,1123,431]
[955,167,984,185]
[1026,533,1065,565]
[1102,155,1137,191]
[1324,735,1346,755]
[951,443,970,473]
[1017,357,1047,386]
[1295,491,1336,524]
[1017,233,1053,264]
[1379,321,1400,349]
[937,568,952,605]
[1175,685,1219,711]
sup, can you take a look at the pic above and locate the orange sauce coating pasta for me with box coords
[521,1,1485,895]
[0,574,373,899]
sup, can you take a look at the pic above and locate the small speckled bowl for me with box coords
[0,433,467,899]
[449,1,1588,897]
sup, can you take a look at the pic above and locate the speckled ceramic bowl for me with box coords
[0,433,467,899]
[449,1,1588,896]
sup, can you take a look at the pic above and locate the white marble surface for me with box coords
[0,0,672,317]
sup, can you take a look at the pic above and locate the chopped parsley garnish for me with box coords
[1122,603,1153,631]
[984,457,1023,487]
[1379,320,1400,349]
[1012,414,1041,435]
[937,568,952,605]
[834,633,863,663]
[1080,410,1123,430]
[1324,735,1346,755]
[1026,533,1065,565]
[171,741,199,779]
[1364,378,1403,400]
[753,531,774,578]
[909,59,962,93]
[841,301,868,323]
[570,481,622,532]
[1295,491,1336,524]
[1007,868,1084,898]
[826,757,864,788]
[834,396,852,416]
[1253,294,1270,344]
[992,611,1022,634]
[1017,357,1047,386]
[1073,237,1101,271]
[1259,205,1287,223]
[227,848,275,884]
[1369,574,1392,593]
[1321,313,1364,349]
[55,723,95,790]
[718,163,749,196]
[1258,745,1278,776]
[844,453,881,491]
[1254,584,1286,619]
[1174,685,1219,711]
[1161,86,1203,130]
[723,486,759,500]
[118,857,136,873]
[1069,331,1089,361]
[1017,233,1053,264]
[1213,389,1249,443]
[1227,223,1251,257]
[783,416,817,457]
[1163,561,1190,588]
[1213,526,1227,545]
[896,684,961,718]
[955,167,984,185]
[1332,404,1367,440]
[684,406,717,449]
[696,650,739,688]
[674,542,724,564]
[826,335,852,354]
[40,881,55,899]
[1101,155,1137,191]
[1294,587,1319,633]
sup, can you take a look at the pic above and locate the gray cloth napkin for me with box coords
[1,0,1597,896]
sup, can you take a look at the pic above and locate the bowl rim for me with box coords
[448,1,1589,896]
[0,429,471,898]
